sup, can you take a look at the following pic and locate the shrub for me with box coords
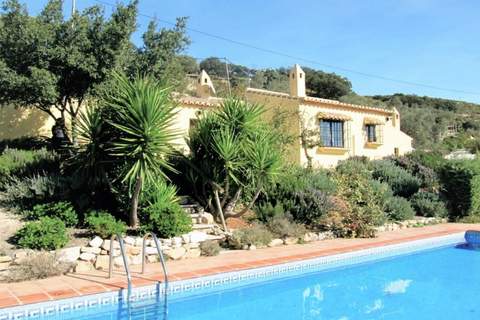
[322,167,387,238]
[385,196,415,221]
[254,203,285,223]
[15,217,69,250]
[391,155,439,190]
[266,215,306,239]
[2,173,69,206]
[371,160,421,198]
[289,189,334,226]
[199,240,221,256]
[85,211,127,238]
[440,160,480,220]
[140,181,192,238]
[5,252,72,283]
[230,224,273,249]
[0,148,58,187]
[0,136,49,153]
[23,201,78,227]
[405,150,446,172]
[410,192,447,218]
[257,166,336,226]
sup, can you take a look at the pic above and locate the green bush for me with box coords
[257,166,336,226]
[0,137,49,153]
[371,160,421,198]
[140,181,192,238]
[440,160,480,220]
[15,217,69,250]
[323,166,386,238]
[405,150,446,172]
[391,156,439,190]
[85,211,127,238]
[385,196,415,221]
[23,201,78,227]
[230,224,273,249]
[410,192,447,218]
[0,148,58,187]
[199,240,221,256]
[266,215,306,239]
[2,173,69,206]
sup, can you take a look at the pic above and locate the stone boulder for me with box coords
[89,236,103,248]
[57,246,81,263]
[164,247,186,260]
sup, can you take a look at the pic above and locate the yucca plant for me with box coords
[185,98,282,229]
[106,73,179,227]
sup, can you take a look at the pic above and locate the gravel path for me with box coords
[0,205,23,254]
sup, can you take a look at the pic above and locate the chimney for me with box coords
[289,64,306,97]
[196,70,216,98]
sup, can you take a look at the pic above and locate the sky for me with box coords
[21,0,480,103]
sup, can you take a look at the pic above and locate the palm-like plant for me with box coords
[106,72,178,227]
[185,98,282,229]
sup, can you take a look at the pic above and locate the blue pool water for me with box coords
[9,244,480,320]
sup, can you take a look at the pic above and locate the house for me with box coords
[0,64,413,168]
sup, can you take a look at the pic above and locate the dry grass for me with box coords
[5,252,73,283]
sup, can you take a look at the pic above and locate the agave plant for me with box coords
[106,72,179,227]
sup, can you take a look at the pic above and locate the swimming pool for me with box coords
[2,233,478,320]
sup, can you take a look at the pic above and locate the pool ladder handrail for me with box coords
[108,234,132,294]
[141,232,169,290]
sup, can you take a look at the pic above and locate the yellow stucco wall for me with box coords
[245,91,301,165]
[0,105,55,140]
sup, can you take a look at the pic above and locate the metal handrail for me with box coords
[108,234,132,294]
[142,233,169,290]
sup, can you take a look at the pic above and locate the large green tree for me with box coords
[0,0,138,143]
[303,67,352,99]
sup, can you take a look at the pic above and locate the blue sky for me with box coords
[22,0,480,103]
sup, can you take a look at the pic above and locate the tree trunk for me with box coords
[129,176,142,228]
[214,189,228,232]
[223,188,242,217]
[236,183,263,217]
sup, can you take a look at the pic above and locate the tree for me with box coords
[199,57,227,77]
[185,99,282,230]
[0,0,138,144]
[104,73,179,227]
[303,67,352,99]
[131,18,190,83]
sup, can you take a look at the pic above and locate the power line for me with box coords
[92,0,480,96]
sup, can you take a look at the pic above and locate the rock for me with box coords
[100,250,108,255]
[79,253,96,262]
[81,246,101,254]
[0,256,12,263]
[189,231,208,243]
[283,237,299,245]
[0,262,10,271]
[318,231,334,240]
[172,237,183,246]
[113,256,130,268]
[101,240,120,251]
[75,261,93,273]
[249,245,257,250]
[162,239,172,246]
[146,255,158,263]
[57,246,81,263]
[14,251,28,260]
[187,242,200,249]
[303,232,319,242]
[181,234,190,244]
[130,255,143,265]
[185,248,201,259]
[126,246,141,256]
[89,236,103,248]
[144,246,158,255]
[200,213,215,224]
[134,237,144,247]
[124,236,135,246]
[95,255,110,270]
[268,239,284,247]
[164,247,186,260]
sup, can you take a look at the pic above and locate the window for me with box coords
[366,124,377,142]
[320,120,344,148]
[394,147,399,157]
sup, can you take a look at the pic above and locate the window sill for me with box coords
[317,147,349,155]
[365,142,383,148]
